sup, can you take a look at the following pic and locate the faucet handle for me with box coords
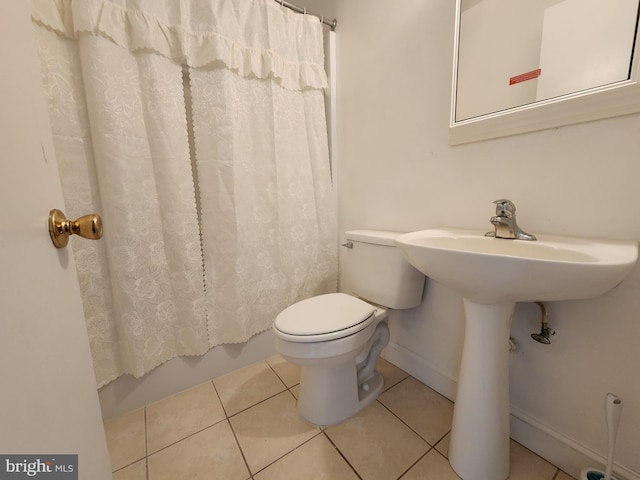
[493,199,516,217]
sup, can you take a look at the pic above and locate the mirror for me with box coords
[450,0,640,145]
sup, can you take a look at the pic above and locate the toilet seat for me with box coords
[274,293,377,343]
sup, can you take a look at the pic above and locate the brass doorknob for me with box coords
[48,209,103,248]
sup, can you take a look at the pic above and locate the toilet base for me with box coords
[276,317,390,427]
[298,365,384,426]
[294,321,389,426]
[358,371,384,405]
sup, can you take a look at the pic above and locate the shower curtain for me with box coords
[31,0,337,387]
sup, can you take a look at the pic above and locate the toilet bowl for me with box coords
[274,293,389,425]
[273,230,425,426]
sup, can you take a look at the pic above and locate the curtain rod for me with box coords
[275,0,337,31]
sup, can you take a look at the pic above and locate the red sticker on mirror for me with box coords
[509,68,542,85]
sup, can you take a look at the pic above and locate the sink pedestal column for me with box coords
[448,299,516,480]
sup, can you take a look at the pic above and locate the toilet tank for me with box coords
[344,230,425,309]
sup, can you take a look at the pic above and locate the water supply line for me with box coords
[531,301,555,344]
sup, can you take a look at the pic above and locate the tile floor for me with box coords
[104,356,576,480]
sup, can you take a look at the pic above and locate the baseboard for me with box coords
[510,406,640,480]
[382,341,640,480]
[382,340,459,402]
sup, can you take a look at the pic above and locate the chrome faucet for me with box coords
[485,199,537,241]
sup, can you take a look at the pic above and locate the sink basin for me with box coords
[395,228,638,304]
[395,227,637,480]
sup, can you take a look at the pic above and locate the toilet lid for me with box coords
[274,293,375,337]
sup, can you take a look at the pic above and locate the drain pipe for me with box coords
[531,301,555,344]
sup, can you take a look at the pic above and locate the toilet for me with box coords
[273,230,425,426]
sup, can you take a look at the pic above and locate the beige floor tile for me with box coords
[146,381,226,454]
[215,360,286,416]
[401,449,461,480]
[230,391,321,474]
[325,401,429,480]
[508,440,558,480]
[378,357,409,391]
[433,436,559,479]
[147,421,248,480]
[435,432,450,458]
[266,354,301,388]
[113,459,146,480]
[290,384,300,398]
[103,408,146,471]
[104,362,570,480]
[556,471,576,480]
[254,434,359,480]
[379,376,454,445]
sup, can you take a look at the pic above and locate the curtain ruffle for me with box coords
[31,0,328,91]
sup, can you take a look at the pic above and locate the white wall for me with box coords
[311,0,640,478]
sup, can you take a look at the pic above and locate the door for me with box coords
[0,2,112,478]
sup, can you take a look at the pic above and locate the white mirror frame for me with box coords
[449,0,640,145]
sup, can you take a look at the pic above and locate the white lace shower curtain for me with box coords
[32,0,337,387]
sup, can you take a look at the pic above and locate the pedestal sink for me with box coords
[395,228,638,480]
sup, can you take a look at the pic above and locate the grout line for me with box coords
[144,386,229,458]
[144,407,149,480]
[380,368,411,393]
[211,380,254,478]
[144,420,256,479]
[395,449,431,480]
[110,459,146,476]
[144,384,227,458]
[322,431,364,480]
[107,408,150,477]
[264,357,296,392]
[382,373,411,393]
[284,386,299,402]
[225,418,254,479]
[146,422,223,456]
[215,360,290,419]
[264,357,283,379]
[376,397,435,448]
[225,388,290,419]
[432,430,451,453]
[250,431,324,477]
[211,379,231,419]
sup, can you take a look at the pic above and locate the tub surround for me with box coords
[99,330,276,420]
